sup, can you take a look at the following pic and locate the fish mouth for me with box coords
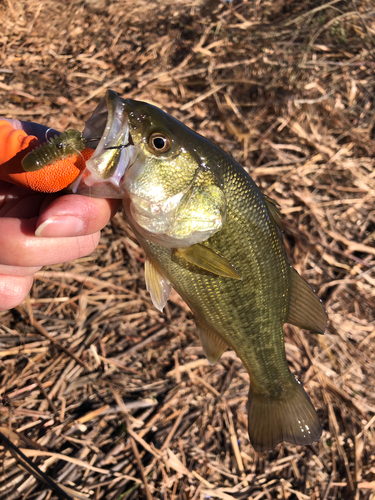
[70,90,138,199]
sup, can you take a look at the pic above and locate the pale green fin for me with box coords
[176,245,242,280]
[248,376,322,452]
[286,267,327,334]
[144,257,171,312]
[262,193,283,230]
[197,322,228,365]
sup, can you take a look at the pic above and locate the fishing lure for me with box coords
[22,129,86,172]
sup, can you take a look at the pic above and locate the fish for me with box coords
[74,90,327,452]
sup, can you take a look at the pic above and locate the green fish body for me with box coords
[78,90,327,451]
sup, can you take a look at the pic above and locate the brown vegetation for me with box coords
[0,0,374,498]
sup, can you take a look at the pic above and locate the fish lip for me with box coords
[70,91,138,198]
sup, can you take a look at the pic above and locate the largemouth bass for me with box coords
[75,90,327,451]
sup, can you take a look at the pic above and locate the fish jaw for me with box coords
[71,90,139,199]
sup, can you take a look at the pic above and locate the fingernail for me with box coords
[35,216,85,237]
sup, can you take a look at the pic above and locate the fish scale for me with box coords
[137,160,291,391]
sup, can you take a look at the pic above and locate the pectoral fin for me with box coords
[197,322,229,365]
[176,245,242,280]
[144,257,171,312]
[286,267,327,334]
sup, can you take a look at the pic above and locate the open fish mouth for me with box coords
[71,90,138,199]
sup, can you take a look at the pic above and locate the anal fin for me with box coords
[286,267,327,334]
[197,321,229,365]
[145,256,171,312]
[176,244,242,280]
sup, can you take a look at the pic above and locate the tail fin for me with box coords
[247,378,322,452]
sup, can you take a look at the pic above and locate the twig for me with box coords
[0,431,73,500]
[15,306,88,370]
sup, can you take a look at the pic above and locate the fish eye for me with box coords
[148,133,171,153]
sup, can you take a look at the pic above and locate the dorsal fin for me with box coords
[286,267,327,334]
[262,193,283,231]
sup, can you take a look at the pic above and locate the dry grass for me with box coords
[0,0,374,498]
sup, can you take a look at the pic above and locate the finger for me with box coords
[0,217,101,267]
[0,183,52,218]
[35,195,121,237]
[0,264,41,276]
[0,274,34,311]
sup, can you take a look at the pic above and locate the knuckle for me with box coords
[75,233,101,258]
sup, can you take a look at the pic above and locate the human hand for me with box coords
[0,119,121,310]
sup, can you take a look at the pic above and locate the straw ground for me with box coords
[0,0,374,498]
